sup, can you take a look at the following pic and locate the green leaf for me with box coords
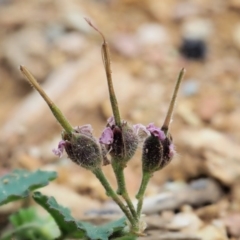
[9,207,39,227]
[111,235,137,240]
[0,169,57,206]
[80,217,127,240]
[33,191,85,238]
[1,207,59,240]
[33,191,128,240]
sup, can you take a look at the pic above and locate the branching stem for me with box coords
[112,161,138,221]
[93,168,138,231]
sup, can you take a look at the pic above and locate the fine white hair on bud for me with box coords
[53,125,104,170]
[141,123,175,173]
[99,117,138,163]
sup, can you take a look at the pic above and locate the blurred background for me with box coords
[0,0,240,239]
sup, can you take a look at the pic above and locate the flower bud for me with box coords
[99,117,138,164]
[141,123,175,173]
[53,124,103,170]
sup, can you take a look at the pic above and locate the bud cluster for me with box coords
[52,120,175,175]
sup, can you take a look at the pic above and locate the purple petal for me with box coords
[146,123,166,140]
[133,124,150,137]
[74,124,93,136]
[107,116,115,127]
[52,140,66,158]
[99,127,114,145]
[169,143,175,158]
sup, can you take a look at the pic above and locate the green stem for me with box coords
[84,18,121,127]
[136,172,152,218]
[20,66,73,134]
[1,223,52,240]
[161,68,185,135]
[92,168,137,230]
[112,160,125,195]
[102,41,122,127]
[112,161,138,220]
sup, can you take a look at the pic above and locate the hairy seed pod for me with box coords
[53,125,103,170]
[122,123,139,161]
[112,123,138,162]
[99,117,138,164]
[64,133,102,170]
[141,123,175,173]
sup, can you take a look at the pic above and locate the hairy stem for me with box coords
[136,172,152,218]
[20,66,73,134]
[101,40,121,127]
[112,161,138,221]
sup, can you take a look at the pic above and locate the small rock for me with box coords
[225,109,240,132]
[167,211,203,231]
[177,99,202,126]
[178,128,240,185]
[224,213,240,237]
[0,201,23,214]
[233,23,240,51]
[57,0,88,32]
[229,0,240,9]
[232,182,240,208]
[161,210,175,222]
[196,204,222,221]
[182,79,199,96]
[17,153,42,170]
[136,23,169,47]
[140,231,201,240]
[62,13,89,32]
[196,94,222,122]
[182,18,213,41]
[0,2,34,28]
[196,223,228,240]
[41,162,108,200]
[147,0,176,21]
[174,2,202,20]
[180,38,207,60]
[111,33,139,58]
[138,179,222,214]
[55,33,87,57]
[2,27,50,80]
[180,18,212,60]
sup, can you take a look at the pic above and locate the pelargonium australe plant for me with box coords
[17,18,184,239]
